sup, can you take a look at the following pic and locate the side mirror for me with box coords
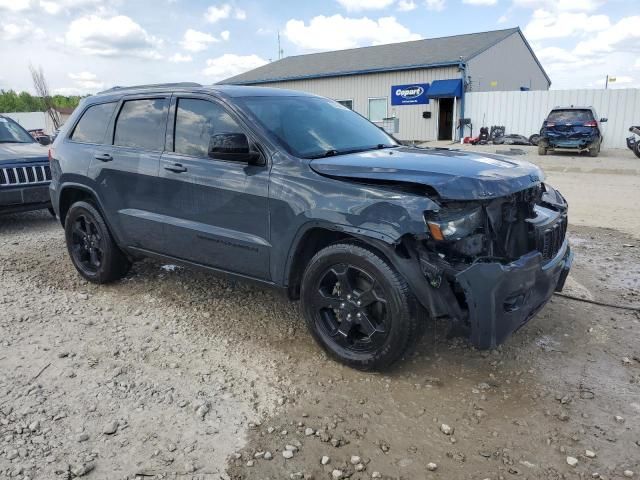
[208,133,262,164]
[600,118,608,123]
[37,136,51,146]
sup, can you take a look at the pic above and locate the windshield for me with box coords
[0,117,35,144]
[547,109,594,123]
[238,96,398,158]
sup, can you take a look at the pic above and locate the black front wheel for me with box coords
[301,243,423,371]
[64,201,130,283]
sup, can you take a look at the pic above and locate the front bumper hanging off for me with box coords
[455,239,573,349]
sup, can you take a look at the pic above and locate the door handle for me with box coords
[164,163,187,173]
[94,153,113,162]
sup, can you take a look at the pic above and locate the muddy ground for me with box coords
[1,150,639,480]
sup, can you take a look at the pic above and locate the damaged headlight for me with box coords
[426,206,483,241]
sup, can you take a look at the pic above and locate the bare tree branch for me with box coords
[29,64,61,130]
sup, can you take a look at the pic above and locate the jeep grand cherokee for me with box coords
[49,83,573,371]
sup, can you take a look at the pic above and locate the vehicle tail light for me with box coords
[584,120,597,127]
[545,122,555,127]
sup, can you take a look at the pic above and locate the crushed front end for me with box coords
[417,183,572,349]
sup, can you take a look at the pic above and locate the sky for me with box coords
[0,0,638,95]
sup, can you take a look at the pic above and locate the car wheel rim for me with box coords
[70,214,104,274]
[312,263,390,353]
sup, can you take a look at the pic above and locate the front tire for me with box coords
[538,143,548,155]
[300,243,423,371]
[64,201,130,284]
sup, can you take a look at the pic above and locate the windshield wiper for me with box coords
[306,144,399,159]
[0,140,30,144]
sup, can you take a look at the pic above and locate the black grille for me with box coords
[0,165,51,187]
[534,213,567,261]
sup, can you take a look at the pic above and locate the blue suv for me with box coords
[539,106,607,157]
[49,83,572,370]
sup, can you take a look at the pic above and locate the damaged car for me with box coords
[49,84,572,370]
[538,106,607,157]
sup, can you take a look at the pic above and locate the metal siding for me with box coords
[249,66,460,141]
[465,88,640,149]
[467,32,549,92]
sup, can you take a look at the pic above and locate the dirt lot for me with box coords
[1,148,639,480]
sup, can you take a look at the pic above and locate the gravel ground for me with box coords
[1,149,639,479]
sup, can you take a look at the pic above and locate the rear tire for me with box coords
[538,143,548,156]
[64,201,131,284]
[589,140,600,157]
[635,142,640,159]
[300,242,423,371]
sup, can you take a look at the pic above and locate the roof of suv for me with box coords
[92,83,316,101]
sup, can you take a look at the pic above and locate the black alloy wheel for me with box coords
[69,213,104,275]
[301,242,424,370]
[64,201,131,283]
[312,263,390,353]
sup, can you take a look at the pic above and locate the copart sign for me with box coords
[391,83,430,105]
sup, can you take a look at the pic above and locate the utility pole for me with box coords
[605,74,609,89]
[277,31,283,60]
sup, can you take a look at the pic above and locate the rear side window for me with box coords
[547,109,594,123]
[70,102,116,144]
[174,98,244,157]
[114,98,168,151]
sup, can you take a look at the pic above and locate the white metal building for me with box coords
[221,27,550,143]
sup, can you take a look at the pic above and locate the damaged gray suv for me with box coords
[49,83,572,370]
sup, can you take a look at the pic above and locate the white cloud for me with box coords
[1,20,45,41]
[635,58,640,69]
[397,0,416,11]
[463,0,497,5]
[205,4,246,23]
[0,0,30,11]
[425,0,445,11]
[513,0,602,12]
[220,30,230,41]
[524,9,610,41]
[336,0,394,11]
[39,0,102,14]
[180,28,218,52]
[497,14,508,23]
[169,53,193,63]
[68,71,104,89]
[65,15,162,58]
[202,53,267,81]
[573,16,640,56]
[284,15,421,51]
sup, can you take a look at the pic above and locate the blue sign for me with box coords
[391,83,430,105]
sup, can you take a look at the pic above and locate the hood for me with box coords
[309,147,544,201]
[0,142,49,166]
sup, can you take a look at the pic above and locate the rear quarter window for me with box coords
[70,102,117,144]
[547,109,594,123]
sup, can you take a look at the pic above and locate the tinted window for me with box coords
[114,98,168,151]
[547,109,594,123]
[70,102,116,144]
[337,99,353,110]
[174,98,243,157]
[238,96,397,159]
[0,116,34,143]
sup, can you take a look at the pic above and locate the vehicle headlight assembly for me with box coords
[426,206,483,241]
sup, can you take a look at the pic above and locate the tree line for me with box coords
[0,90,83,113]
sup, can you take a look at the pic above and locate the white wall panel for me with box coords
[465,88,640,149]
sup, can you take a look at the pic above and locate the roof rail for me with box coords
[97,82,202,94]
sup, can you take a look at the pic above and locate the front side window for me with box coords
[238,96,397,159]
[368,98,387,122]
[70,102,116,144]
[174,98,244,157]
[114,98,168,151]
